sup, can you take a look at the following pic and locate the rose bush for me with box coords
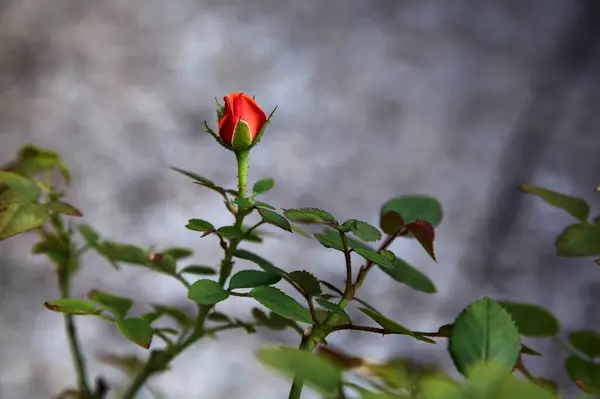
[0,94,596,399]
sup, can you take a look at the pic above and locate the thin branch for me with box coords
[245,219,265,236]
[204,322,258,336]
[338,230,354,299]
[228,291,251,297]
[354,227,405,290]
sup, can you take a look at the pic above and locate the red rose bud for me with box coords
[218,92,267,151]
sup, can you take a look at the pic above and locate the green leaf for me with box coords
[179,265,216,275]
[78,224,101,246]
[565,355,600,394]
[289,270,322,297]
[207,312,232,323]
[257,208,292,232]
[381,195,443,228]
[405,220,436,261]
[186,219,214,232]
[0,171,40,201]
[354,247,394,268]
[253,178,275,194]
[251,308,288,331]
[0,191,47,240]
[497,301,559,337]
[520,185,590,221]
[379,257,437,294]
[380,210,405,235]
[313,309,350,326]
[1,145,71,185]
[116,317,153,349]
[342,219,382,242]
[47,201,83,217]
[44,298,103,315]
[358,307,435,343]
[96,242,148,265]
[291,224,311,237]
[321,227,373,252]
[521,344,543,357]
[556,223,600,257]
[228,270,281,290]
[188,279,229,305]
[31,232,70,266]
[284,208,337,225]
[170,167,218,188]
[250,286,312,324]
[419,373,462,399]
[380,249,396,262]
[234,249,288,277]
[162,247,194,260]
[254,200,276,210]
[462,362,556,399]
[88,290,133,317]
[217,225,246,238]
[256,346,342,396]
[148,253,177,275]
[315,298,349,319]
[449,297,521,375]
[234,197,254,209]
[151,305,192,328]
[569,330,600,359]
[314,232,344,251]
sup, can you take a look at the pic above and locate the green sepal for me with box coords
[231,121,253,151]
[203,121,233,151]
[215,97,225,121]
[248,106,277,150]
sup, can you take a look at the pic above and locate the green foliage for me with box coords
[420,362,556,399]
[0,171,41,201]
[228,269,281,290]
[555,223,600,257]
[315,298,349,319]
[379,257,437,294]
[565,356,600,394]
[186,219,214,232]
[0,187,48,240]
[289,270,322,297]
[284,208,337,225]
[497,301,560,337]
[449,297,521,375]
[3,120,593,398]
[253,178,275,194]
[115,318,153,348]
[88,290,133,318]
[380,195,443,229]
[179,265,217,275]
[257,207,293,232]
[44,298,103,315]
[188,279,230,305]
[359,307,435,344]
[341,219,382,242]
[250,286,313,324]
[569,330,600,359]
[354,247,395,268]
[256,346,342,396]
[520,185,590,221]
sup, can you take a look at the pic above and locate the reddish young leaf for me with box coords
[405,220,436,261]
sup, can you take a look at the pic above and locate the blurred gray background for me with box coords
[1,0,599,398]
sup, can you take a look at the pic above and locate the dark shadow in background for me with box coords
[456,0,600,389]
[461,0,599,291]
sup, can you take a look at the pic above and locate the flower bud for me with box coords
[218,92,267,151]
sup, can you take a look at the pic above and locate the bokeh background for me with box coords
[1,0,599,398]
